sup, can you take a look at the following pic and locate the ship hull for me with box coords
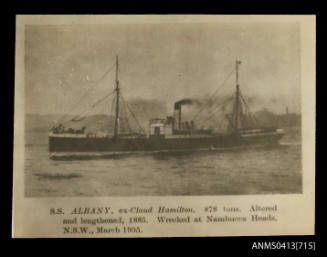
[49,132,284,152]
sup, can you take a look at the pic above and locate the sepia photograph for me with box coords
[24,19,301,197]
[13,15,315,238]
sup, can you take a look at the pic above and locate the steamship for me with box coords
[49,57,284,152]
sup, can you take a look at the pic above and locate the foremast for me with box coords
[113,56,120,138]
[232,60,243,133]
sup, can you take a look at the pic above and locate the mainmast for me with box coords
[234,60,242,132]
[113,56,120,138]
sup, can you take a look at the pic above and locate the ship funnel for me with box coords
[174,98,193,130]
[174,98,193,110]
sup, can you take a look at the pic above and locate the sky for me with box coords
[24,22,301,115]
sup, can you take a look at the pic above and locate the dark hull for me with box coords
[49,133,284,152]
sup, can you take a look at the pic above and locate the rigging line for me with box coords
[199,102,233,125]
[91,89,115,109]
[121,93,145,134]
[121,98,132,133]
[125,107,132,133]
[192,67,235,121]
[71,109,89,122]
[239,92,252,116]
[198,96,234,123]
[119,96,126,133]
[194,96,234,124]
[122,96,145,134]
[67,89,115,123]
[57,63,116,124]
[81,96,113,129]
[120,98,129,133]
[106,93,117,134]
[198,94,238,127]
[119,93,133,134]
[239,92,258,126]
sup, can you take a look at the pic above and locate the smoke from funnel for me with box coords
[174,99,193,110]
